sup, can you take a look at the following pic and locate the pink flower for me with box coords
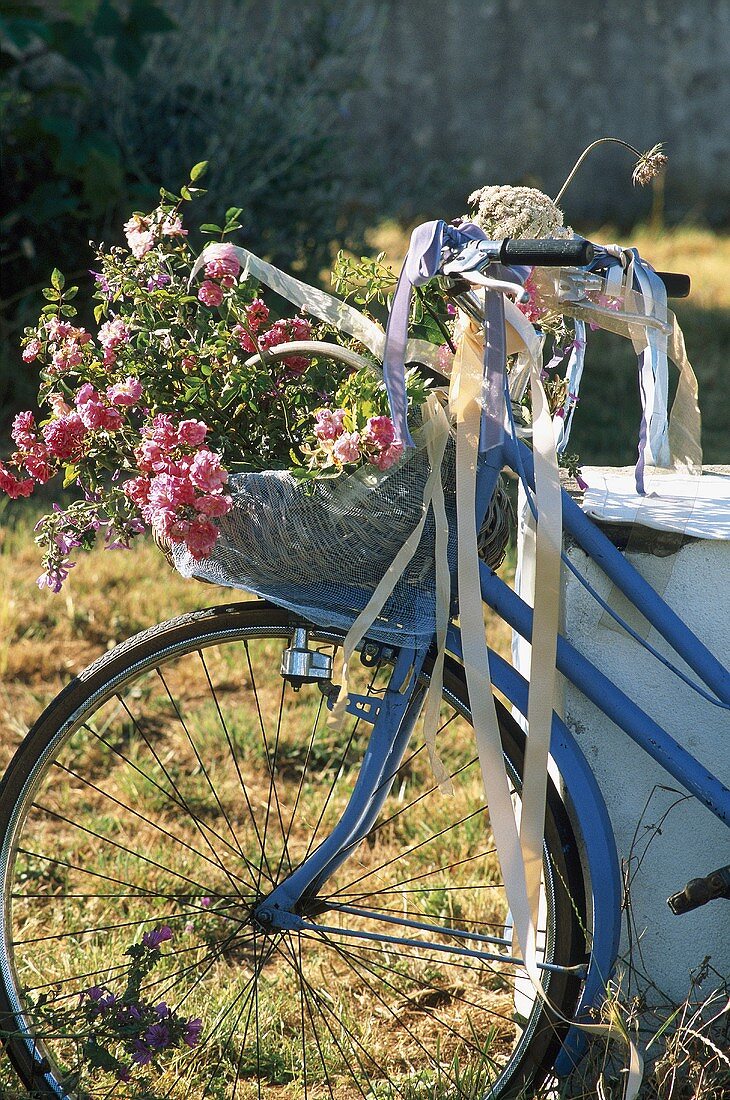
[101,406,122,431]
[22,339,42,363]
[333,431,361,464]
[146,414,177,447]
[198,280,224,308]
[313,408,346,441]
[0,462,34,499]
[52,339,83,372]
[76,394,108,430]
[107,377,143,406]
[141,925,173,949]
[205,256,240,281]
[148,473,196,512]
[160,214,187,237]
[288,316,312,341]
[11,411,37,450]
[98,317,130,351]
[373,441,404,471]
[48,393,72,417]
[123,477,151,506]
[185,517,218,559]
[363,415,395,449]
[23,450,53,484]
[181,354,198,372]
[124,214,155,259]
[438,343,454,373]
[196,493,232,517]
[203,243,241,277]
[177,419,209,447]
[259,322,289,350]
[233,324,257,353]
[45,318,74,341]
[136,439,166,473]
[42,413,87,461]
[189,449,228,493]
[283,355,309,375]
[246,298,270,333]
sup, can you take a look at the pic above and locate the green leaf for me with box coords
[60,305,77,317]
[190,161,208,181]
[160,188,180,203]
[63,465,79,488]
[221,223,242,236]
[64,285,79,300]
[199,224,222,234]
[42,288,60,301]
[94,303,105,324]
[180,185,192,201]
[50,269,65,291]
[225,207,244,223]
[41,304,58,315]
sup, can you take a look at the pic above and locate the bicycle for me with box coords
[0,230,727,1100]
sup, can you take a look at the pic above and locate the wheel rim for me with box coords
[0,617,575,1099]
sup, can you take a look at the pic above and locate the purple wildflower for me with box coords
[183,1017,203,1048]
[146,273,172,291]
[144,1022,171,1050]
[90,270,113,300]
[142,925,173,949]
[131,1040,154,1066]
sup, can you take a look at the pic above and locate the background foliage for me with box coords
[1,0,382,417]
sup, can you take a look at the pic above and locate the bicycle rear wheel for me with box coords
[0,601,588,1099]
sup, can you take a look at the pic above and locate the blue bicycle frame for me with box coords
[254,400,730,1076]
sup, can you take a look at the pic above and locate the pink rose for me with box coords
[98,317,130,350]
[48,393,72,417]
[135,439,166,474]
[363,415,395,449]
[246,298,270,333]
[202,243,241,277]
[107,377,143,406]
[177,419,209,447]
[148,473,197,511]
[189,449,228,493]
[205,256,240,281]
[22,339,42,363]
[11,411,37,449]
[333,431,361,464]
[372,441,404,471]
[75,383,98,406]
[24,451,53,484]
[45,319,74,341]
[124,215,155,259]
[185,517,219,560]
[198,280,224,308]
[77,399,108,430]
[282,355,309,376]
[233,324,256,353]
[0,463,34,499]
[42,413,87,461]
[313,408,346,441]
[123,477,151,506]
[146,415,177,447]
[196,493,233,517]
[160,214,187,238]
[288,317,312,341]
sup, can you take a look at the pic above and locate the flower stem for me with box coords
[553,137,644,207]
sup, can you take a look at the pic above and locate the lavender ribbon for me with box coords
[382,220,488,446]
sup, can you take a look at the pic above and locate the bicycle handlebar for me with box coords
[500,237,595,266]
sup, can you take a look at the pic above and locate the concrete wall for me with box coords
[561,516,729,1004]
[350,0,730,226]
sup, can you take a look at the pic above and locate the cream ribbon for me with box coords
[191,245,443,373]
[328,396,451,754]
[452,299,643,1100]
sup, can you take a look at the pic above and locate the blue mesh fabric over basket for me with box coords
[171,436,458,647]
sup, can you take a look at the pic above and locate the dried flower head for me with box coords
[466,185,570,240]
[632,143,668,187]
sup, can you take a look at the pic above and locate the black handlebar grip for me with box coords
[500,237,595,267]
[656,271,691,299]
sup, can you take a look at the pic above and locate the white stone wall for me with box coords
[561,530,730,1003]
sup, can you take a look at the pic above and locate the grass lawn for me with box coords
[0,224,726,1098]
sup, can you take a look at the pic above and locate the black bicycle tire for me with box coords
[0,600,588,1099]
